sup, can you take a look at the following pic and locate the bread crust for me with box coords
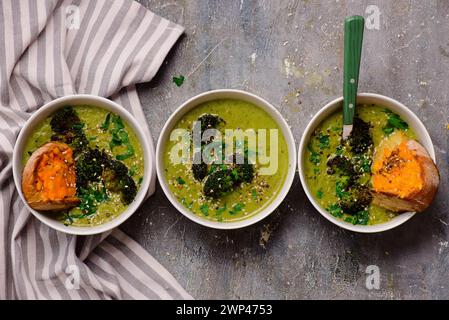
[22,142,79,211]
[371,132,439,213]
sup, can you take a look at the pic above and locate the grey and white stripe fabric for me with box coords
[0,0,191,299]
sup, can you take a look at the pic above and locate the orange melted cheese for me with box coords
[372,142,423,198]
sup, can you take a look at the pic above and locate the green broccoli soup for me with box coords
[304,104,416,225]
[163,99,289,222]
[22,105,144,227]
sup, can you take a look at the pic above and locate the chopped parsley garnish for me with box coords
[216,204,227,214]
[199,204,209,215]
[129,165,138,176]
[344,210,369,225]
[172,75,185,87]
[108,114,135,160]
[318,132,330,149]
[229,202,244,215]
[336,178,350,198]
[309,151,321,165]
[383,110,408,134]
[327,204,343,218]
[176,176,186,185]
[100,113,111,131]
[76,185,108,217]
[252,189,258,200]
[316,190,323,199]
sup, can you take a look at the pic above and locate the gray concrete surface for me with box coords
[124,0,449,299]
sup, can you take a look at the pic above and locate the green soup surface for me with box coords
[304,104,416,225]
[23,105,144,226]
[163,99,290,222]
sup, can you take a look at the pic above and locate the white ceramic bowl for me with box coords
[156,89,297,229]
[13,94,153,236]
[298,93,436,233]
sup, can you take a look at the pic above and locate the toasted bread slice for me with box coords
[22,142,79,211]
[371,131,439,212]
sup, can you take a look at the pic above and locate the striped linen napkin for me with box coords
[0,0,191,299]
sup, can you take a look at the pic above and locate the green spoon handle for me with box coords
[343,15,364,125]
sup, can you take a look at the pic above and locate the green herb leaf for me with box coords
[316,190,323,199]
[382,111,408,134]
[216,204,227,214]
[112,115,125,130]
[327,204,343,218]
[176,176,186,185]
[355,210,369,225]
[309,152,321,165]
[336,178,350,198]
[251,189,258,200]
[199,204,209,215]
[129,165,138,176]
[231,168,239,180]
[76,185,108,216]
[229,202,244,215]
[382,126,394,135]
[318,133,330,149]
[72,123,85,131]
[388,113,408,130]
[100,113,111,131]
[116,144,134,160]
[172,75,185,87]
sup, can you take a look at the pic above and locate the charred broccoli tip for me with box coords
[102,158,137,205]
[236,163,254,183]
[349,117,373,154]
[50,106,81,134]
[327,155,356,178]
[75,148,105,192]
[197,114,225,132]
[338,185,373,215]
[192,162,208,181]
[203,169,236,198]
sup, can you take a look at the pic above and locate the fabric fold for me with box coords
[0,0,190,299]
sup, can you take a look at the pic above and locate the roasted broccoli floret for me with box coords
[102,158,137,205]
[50,106,89,155]
[231,152,255,183]
[71,132,90,155]
[75,148,137,205]
[327,155,356,177]
[75,148,106,191]
[202,152,255,198]
[349,117,373,154]
[338,185,373,215]
[197,114,224,132]
[235,163,254,183]
[192,162,208,181]
[50,106,82,134]
[203,169,236,198]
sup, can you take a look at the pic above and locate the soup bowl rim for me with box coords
[12,94,153,235]
[297,92,436,233]
[156,89,297,229]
